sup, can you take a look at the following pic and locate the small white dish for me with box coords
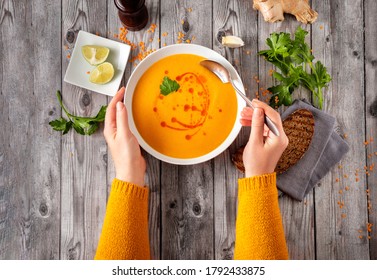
[125,44,246,165]
[64,30,130,96]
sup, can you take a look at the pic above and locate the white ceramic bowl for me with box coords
[125,44,245,165]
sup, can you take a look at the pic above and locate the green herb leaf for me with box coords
[50,91,107,135]
[259,32,292,74]
[49,117,74,135]
[290,27,314,64]
[94,106,107,121]
[86,123,99,136]
[160,76,180,96]
[63,121,73,134]
[72,122,85,135]
[260,32,291,59]
[313,61,332,88]
[269,85,294,107]
[49,117,69,131]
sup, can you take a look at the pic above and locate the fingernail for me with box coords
[254,107,263,117]
[116,101,123,111]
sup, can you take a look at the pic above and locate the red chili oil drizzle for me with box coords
[155,72,210,138]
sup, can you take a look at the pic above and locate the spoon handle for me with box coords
[230,80,280,137]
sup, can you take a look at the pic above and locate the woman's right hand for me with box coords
[240,99,289,178]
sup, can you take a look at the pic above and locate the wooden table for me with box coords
[0,0,376,260]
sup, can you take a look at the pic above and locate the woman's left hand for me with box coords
[103,87,146,186]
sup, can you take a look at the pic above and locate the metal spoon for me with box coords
[200,59,280,136]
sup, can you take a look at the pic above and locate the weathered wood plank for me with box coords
[140,0,162,255]
[364,0,377,260]
[105,0,124,262]
[212,0,258,260]
[0,0,61,259]
[105,0,118,220]
[106,0,161,259]
[0,0,373,261]
[160,0,214,260]
[60,0,108,260]
[130,0,161,259]
[257,13,315,259]
[313,0,369,259]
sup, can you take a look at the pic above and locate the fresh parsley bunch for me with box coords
[259,27,331,109]
[49,91,107,135]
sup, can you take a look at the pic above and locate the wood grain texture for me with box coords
[0,0,61,260]
[106,0,119,199]
[105,0,162,260]
[313,0,369,260]
[0,0,375,260]
[160,0,214,260]
[212,0,258,260]
[60,0,108,260]
[132,0,161,260]
[257,14,315,259]
[364,0,377,259]
[277,12,315,262]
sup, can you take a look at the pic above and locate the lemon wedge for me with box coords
[82,45,110,65]
[89,62,114,84]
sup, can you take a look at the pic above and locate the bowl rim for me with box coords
[125,44,246,165]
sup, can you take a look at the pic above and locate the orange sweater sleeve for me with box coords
[234,173,288,260]
[94,178,150,260]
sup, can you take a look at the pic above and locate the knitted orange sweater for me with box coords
[95,173,288,260]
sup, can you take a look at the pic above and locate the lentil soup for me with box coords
[132,54,238,158]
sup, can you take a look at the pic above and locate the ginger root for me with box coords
[253,0,318,24]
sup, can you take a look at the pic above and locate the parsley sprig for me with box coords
[49,91,107,135]
[259,27,331,109]
[160,76,180,96]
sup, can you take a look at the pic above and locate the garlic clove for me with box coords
[221,35,245,48]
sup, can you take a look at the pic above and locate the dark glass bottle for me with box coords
[114,0,149,31]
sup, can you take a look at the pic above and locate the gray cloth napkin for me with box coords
[277,100,349,201]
